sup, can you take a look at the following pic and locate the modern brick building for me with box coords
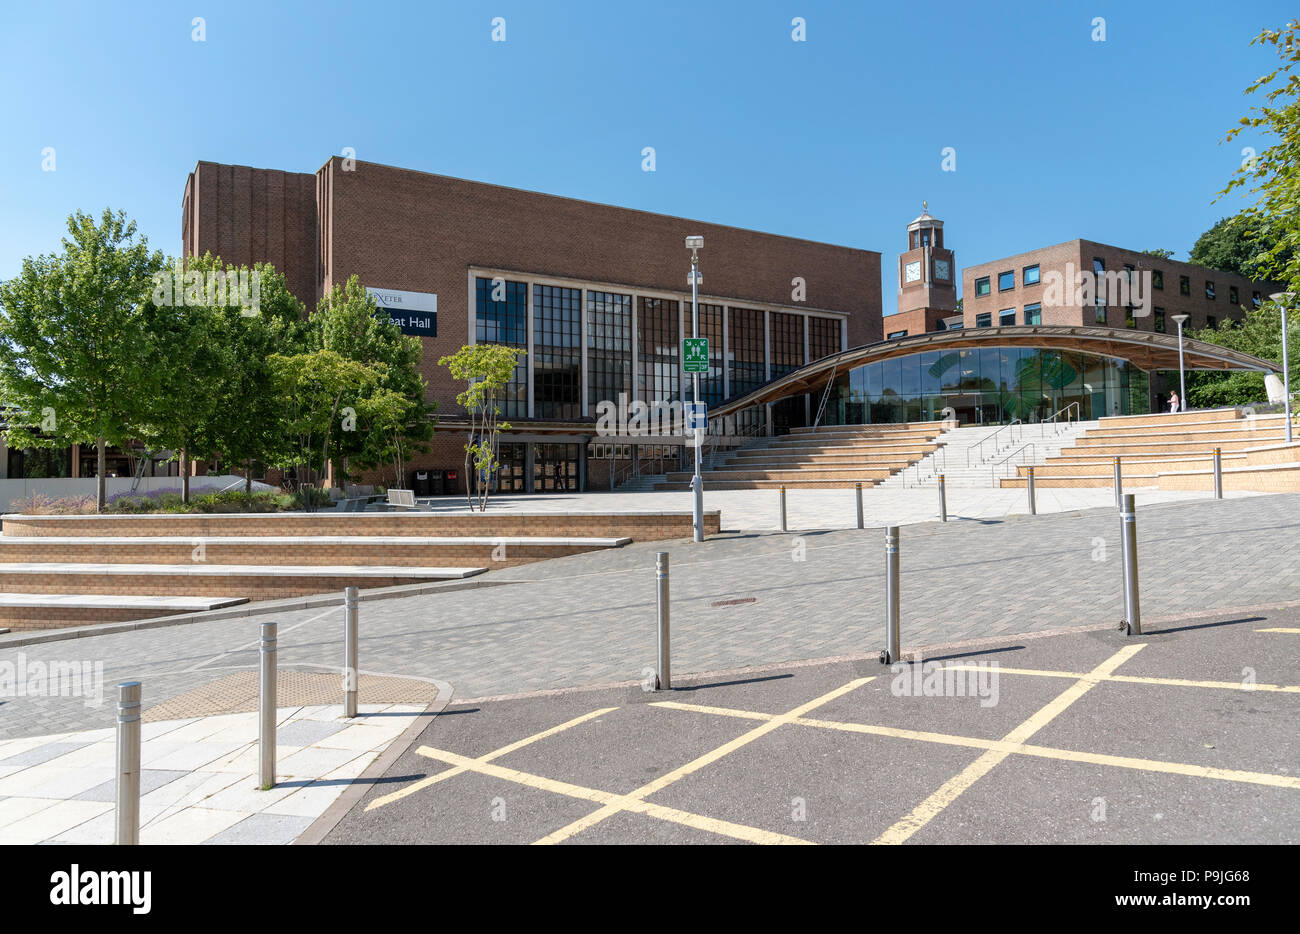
[181,158,882,492]
[961,239,1277,335]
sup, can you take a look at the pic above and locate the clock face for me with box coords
[934,259,951,281]
[904,261,922,283]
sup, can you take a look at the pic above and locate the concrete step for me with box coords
[655,478,886,491]
[0,535,629,568]
[0,563,487,600]
[0,593,249,631]
[664,467,895,483]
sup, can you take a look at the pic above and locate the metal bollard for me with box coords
[1113,457,1122,508]
[1026,466,1037,515]
[343,586,359,719]
[259,621,277,789]
[879,526,901,664]
[1119,494,1142,635]
[938,474,947,522]
[855,482,864,529]
[1213,448,1223,499]
[115,682,141,846]
[779,484,787,532]
[655,553,670,690]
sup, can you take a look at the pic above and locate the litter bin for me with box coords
[441,469,460,496]
[409,470,431,497]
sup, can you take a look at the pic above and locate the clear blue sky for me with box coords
[0,0,1291,314]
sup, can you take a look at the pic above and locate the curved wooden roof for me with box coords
[711,325,1278,418]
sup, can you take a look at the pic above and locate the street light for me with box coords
[1171,314,1190,413]
[1269,292,1294,444]
[686,235,704,543]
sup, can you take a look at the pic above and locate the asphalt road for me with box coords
[325,603,1300,844]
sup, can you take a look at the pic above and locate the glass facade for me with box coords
[474,276,528,418]
[769,311,805,378]
[587,290,632,409]
[532,284,582,419]
[824,346,1151,427]
[727,307,767,397]
[637,297,679,405]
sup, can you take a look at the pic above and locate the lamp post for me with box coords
[1171,314,1190,412]
[686,235,704,543]
[1269,292,1294,444]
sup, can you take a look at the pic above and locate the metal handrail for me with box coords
[811,363,838,430]
[1042,402,1081,435]
[990,442,1037,485]
[967,420,1022,467]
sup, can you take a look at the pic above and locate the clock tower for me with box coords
[896,202,957,333]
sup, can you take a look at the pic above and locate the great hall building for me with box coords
[173,157,1279,494]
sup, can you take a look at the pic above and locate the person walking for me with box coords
[1168,391,1180,413]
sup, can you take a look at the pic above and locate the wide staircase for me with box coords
[0,511,712,631]
[998,408,1300,491]
[653,421,946,490]
[874,421,1097,489]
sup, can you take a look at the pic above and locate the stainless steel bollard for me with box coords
[259,621,277,789]
[938,474,947,522]
[1213,448,1223,499]
[880,526,901,664]
[779,485,787,532]
[1113,457,1122,508]
[343,586,359,719]
[115,681,141,846]
[1120,494,1142,635]
[1026,466,1037,515]
[855,482,864,529]
[655,553,670,690]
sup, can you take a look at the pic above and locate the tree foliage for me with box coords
[0,209,166,511]
[440,343,524,511]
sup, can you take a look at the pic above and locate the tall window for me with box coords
[1024,303,1042,325]
[1154,308,1166,332]
[1229,286,1239,305]
[998,308,1016,326]
[532,284,581,420]
[693,303,725,406]
[976,312,992,327]
[1152,270,1164,290]
[728,307,766,396]
[587,291,632,410]
[475,276,527,418]
[1093,258,1107,305]
[974,277,991,296]
[769,312,805,378]
[638,297,679,405]
[1205,280,1216,300]
[1179,275,1190,296]
[808,316,841,361]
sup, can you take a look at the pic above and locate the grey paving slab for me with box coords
[276,720,346,747]
[1,491,1298,740]
[203,813,316,845]
[73,768,188,803]
[0,742,90,768]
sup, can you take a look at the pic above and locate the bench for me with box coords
[386,489,417,510]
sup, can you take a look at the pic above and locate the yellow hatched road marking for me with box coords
[870,644,1146,845]
[365,706,618,811]
[530,677,875,845]
[944,664,1300,694]
[417,746,813,844]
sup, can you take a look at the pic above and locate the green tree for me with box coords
[1183,300,1298,407]
[1220,19,1300,293]
[1188,215,1284,278]
[269,348,380,500]
[0,209,166,511]
[1142,248,1176,260]
[440,344,525,511]
[316,275,434,490]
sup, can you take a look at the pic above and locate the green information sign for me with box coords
[682,337,709,373]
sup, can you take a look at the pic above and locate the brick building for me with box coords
[181,158,882,492]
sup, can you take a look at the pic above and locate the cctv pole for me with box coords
[689,242,704,543]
